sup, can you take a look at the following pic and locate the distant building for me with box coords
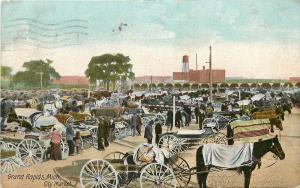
[289,77,300,83]
[173,55,225,83]
[53,76,89,86]
[134,76,172,84]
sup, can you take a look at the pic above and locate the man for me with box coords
[166,110,173,130]
[130,113,137,136]
[154,122,162,145]
[175,110,182,128]
[66,122,75,156]
[144,120,153,144]
[194,104,200,124]
[199,107,206,130]
[97,118,105,151]
[103,118,110,147]
[185,106,192,126]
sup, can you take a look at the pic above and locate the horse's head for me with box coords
[270,135,285,160]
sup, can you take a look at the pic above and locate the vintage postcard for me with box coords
[1,0,300,188]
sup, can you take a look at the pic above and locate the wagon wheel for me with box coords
[213,133,227,144]
[80,136,94,149]
[80,159,118,188]
[177,138,189,153]
[213,115,230,130]
[170,157,191,188]
[89,127,98,137]
[0,143,24,174]
[91,136,98,149]
[140,162,176,188]
[0,158,23,174]
[158,134,180,157]
[18,139,44,167]
[103,152,132,187]
[1,143,20,157]
[103,151,125,163]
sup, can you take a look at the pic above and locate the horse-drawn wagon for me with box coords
[79,143,190,188]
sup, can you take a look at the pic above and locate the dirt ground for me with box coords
[1,108,300,188]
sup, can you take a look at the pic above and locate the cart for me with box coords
[79,143,190,188]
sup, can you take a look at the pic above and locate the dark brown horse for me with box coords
[92,91,112,100]
[196,136,285,188]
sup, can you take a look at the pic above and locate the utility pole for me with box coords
[206,46,213,102]
[39,71,43,89]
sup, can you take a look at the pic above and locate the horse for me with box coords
[196,136,285,188]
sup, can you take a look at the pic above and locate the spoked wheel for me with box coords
[103,152,131,187]
[18,139,43,167]
[170,157,191,188]
[158,134,180,157]
[0,142,24,174]
[1,143,20,157]
[213,115,230,130]
[82,136,97,149]
[91,136,98,149]
[89,127,98,137]
[177,138,189,153]
[0,158,24,174]
[140,162,176,188]
[103,152,125,163]
[80,159,118,188]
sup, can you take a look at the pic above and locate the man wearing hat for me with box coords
[66,121,75,156]
[144,120,153,144]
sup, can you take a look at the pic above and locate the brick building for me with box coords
[53,76,89,86]
[173,55,225,83]
[289,77,300,83]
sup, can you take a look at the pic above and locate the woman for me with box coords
[49,128,62,160]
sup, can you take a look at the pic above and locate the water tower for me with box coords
[182,55,189,72]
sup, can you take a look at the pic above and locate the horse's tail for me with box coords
[196,146,204,187]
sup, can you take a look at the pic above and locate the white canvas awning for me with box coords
[15,108,41,118]
[237,100,251,106]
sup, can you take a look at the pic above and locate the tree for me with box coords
[13,59,60,87]
[1,66,12,80]
[85,53,135,90]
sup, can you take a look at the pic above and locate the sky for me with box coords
[1,0,300,79]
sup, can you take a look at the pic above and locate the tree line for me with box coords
[1,53,135,90]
